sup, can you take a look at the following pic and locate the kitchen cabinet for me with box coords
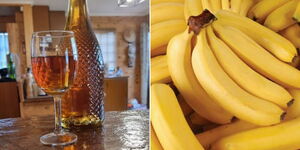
[0,82,20,119]
[19,77,129,117]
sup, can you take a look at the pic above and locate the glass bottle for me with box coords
[6,53,16,79]
[62,0,105,128]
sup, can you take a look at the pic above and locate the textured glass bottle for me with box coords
[62,0,105,128]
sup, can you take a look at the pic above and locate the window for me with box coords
[0,33,9,69]
[95,30,117,70]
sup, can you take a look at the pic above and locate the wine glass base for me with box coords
[40,131,77,146]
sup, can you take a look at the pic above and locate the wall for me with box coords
[91,16,148,102]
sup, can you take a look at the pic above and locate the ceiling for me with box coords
[0,0,149,16]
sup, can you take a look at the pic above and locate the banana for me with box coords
[213,22,300,89]
[221,0,230,10]
[167,29,233,124]
[230,0,242,13]
[151,2,185,25]
[247,0,290,23]
[196,120,257,149]
[286,89,300,120]
[151,0,184,5]
[151,55,172,84]
[239,0,254,16]
[192,29,284,126]
[216,10,297,63]
[293,1,300,22]
[211,117,300,150]
[151,83,204,150]
[151,19,186,53]
[207,26,292,109]
[177,94,194,116]
[184,0,203,22]
[189,112,210,125]
[201,0,221,14]
[264,0,298,32]
[151,123,163,150]
[279,24,300,49]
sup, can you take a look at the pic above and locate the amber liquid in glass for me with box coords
[62,0,105,128]
[31,56,77,95]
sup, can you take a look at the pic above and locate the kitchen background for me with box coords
[0,0,149,118]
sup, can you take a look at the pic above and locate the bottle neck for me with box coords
[66,0,90,27]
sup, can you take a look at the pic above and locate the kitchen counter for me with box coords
[0,110,149,150]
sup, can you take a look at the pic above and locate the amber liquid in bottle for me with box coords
[62,0,105,128]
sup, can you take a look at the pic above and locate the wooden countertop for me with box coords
[0,110,149,150]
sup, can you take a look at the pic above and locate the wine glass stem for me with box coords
[53,95,63,134]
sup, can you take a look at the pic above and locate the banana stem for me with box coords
[188,9,216,35]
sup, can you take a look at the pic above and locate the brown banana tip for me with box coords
[291,55,299,68]
[292,17,299,23]
[292,56,298,63]
[287,99,295,107]
[252,17,257,21]
[188,9,216,35]
[281,112,287,121]
[230,116,238,122]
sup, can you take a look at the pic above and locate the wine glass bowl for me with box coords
[31,30,78,146]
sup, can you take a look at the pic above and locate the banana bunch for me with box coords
[167,28,234,124]
[151,0,300,149]
[248,0,300,49]
[151,7,300,150]
[151,0,262,57]
[151,0,265,83]
[192,26,285,126]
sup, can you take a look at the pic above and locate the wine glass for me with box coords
[31,31,78,146]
